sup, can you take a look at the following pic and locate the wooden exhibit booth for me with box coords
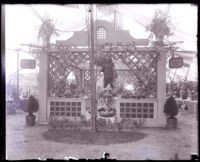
[38,20,167,127]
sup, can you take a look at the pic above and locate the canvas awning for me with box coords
[174,51,197,67]
[166,50,197,82]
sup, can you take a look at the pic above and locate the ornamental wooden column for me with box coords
[156,48,167,126]
[145,47,166,127]
[38,49,48,124]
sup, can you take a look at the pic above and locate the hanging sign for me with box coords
[20,59,36,69]
[169,57,183,68]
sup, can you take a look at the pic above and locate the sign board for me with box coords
[169,57,183,68]
[97,91,116,118]
[20,59,36,69]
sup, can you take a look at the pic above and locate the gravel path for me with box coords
[6,109,198,160]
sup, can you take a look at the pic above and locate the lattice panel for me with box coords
[47,48,158,98]
[102,50,158,97]
[48,52,85,97]
[84,67,103,83]
[120,102,154,118]
[50,101,81,117]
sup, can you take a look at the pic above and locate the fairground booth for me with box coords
[37,20,167,127]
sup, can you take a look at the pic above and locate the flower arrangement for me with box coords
[146,9,174,42]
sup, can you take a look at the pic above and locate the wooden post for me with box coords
[89,4,97,132]
[38,49,48,124]
[17,50,19,109]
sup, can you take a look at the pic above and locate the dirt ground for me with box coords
[6,109,198,160]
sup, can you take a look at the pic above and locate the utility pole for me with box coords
[16,49,20,109]
[114,10,116,30]
[89,4,97,132]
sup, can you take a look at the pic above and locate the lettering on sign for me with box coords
[20,59,36,69]
[169,57,183,68]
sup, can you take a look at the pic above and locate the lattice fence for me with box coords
[120,102,155,119]
[48,51,83,97]
[47,47,158,98]
[83,68,103,84]
[98,50,158,97]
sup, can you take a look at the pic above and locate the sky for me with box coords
[5,4,198,80]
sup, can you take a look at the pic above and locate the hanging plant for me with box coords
[146,9,174,42]
[38,17,59,46]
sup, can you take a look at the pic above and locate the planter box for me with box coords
[26,114,36,126]
[166,117,177,130]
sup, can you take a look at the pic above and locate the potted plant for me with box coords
[25,95,39,126]
[146,9,174,44]
[164,95,179,130]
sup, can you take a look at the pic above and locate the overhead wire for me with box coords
[175,30,196,37]
[119,5,148,28]
[172,34,197,44]
[30,5,114,33]
[121,5,150,23]
[30,4,197,50]
[57,9,82,26]
[29,5,80,33]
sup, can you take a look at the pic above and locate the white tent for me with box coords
[5,4,198,78]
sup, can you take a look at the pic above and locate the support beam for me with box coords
[145,48,166,127]
[38,50,48,124]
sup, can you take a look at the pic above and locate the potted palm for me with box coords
[164,95,179,130]
[25,95,39,126]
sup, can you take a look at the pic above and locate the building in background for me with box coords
[6,72,39,100]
